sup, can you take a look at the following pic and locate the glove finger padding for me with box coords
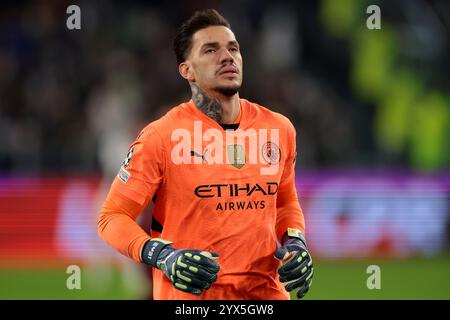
[279,257,310,282]
[278,250,311,274]
[172,278,203,296]
[183,250,220,274]
[177,269,212,290]
[284,267,314,292]
[175,251,220,281]
[296,278,313,299]
[184,263,219,283]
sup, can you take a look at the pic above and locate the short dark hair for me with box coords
[173,9,231,65]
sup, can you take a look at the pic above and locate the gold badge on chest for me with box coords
[227,144,246,169]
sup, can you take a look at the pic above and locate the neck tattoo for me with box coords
[191,83,223,123]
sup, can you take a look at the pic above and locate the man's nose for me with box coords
[218,48,234,64]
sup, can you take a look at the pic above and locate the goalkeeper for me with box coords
[98,9,313,299]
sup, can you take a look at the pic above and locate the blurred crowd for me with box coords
[0,0,448,175]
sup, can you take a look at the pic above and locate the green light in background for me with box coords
[375,69,422,154]
[409,92,449,171]
[319,0,363,38]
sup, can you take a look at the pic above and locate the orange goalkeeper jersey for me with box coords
[98,99,305,300]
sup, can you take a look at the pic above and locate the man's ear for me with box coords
[179,62,195,82]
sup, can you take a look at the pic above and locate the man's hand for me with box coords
[275,231,314,299]
[142,238,220,295]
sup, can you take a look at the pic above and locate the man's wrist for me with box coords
[283,228,307,247]
[141,238,173,267]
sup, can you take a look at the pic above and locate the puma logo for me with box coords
[190,149,208,164]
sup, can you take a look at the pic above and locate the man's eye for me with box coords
[205,49,216,53]
[230,47,239,52]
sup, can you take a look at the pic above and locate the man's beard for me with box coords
[215,84,241,97]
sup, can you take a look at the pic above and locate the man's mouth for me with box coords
[217,66,239,75]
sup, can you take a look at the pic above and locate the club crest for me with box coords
[262,142,280,165]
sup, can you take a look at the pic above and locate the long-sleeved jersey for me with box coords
[98,98,305,299]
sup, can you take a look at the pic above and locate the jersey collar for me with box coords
[183,98,256,130]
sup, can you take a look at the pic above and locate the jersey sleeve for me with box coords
[275,121,305,243]
[97,125,166,263]
[111,126,166,206]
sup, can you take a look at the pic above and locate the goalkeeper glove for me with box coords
[275,229,314,299]
[141,238,220,296]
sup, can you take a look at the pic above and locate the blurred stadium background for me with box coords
[0,0,449,299]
